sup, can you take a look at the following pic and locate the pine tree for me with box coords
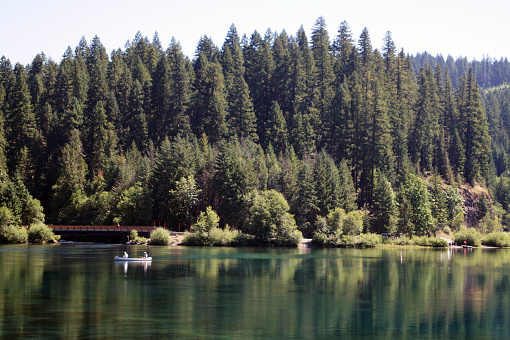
[0,84,8,171]
[271,31,291,114]
[126,80,149,151]
[227,74,258,141]
[370,172,397,234]
[150,53,171,142]
[291,155,318,237]
[167,38,192,136]
[50,129,88,223]
[86,101,107,176]
[213,137,256,229]
[86,36,109,111]
[314,149,342,216]
[151,136,196,227]
[458,68,491,184]
[409,63,441,173]
[248,32,275,144]
[310,17,335,151]
[203,62,228,143]
[7,63,39,182]
[264,101,288,153]
[332,20,356,80]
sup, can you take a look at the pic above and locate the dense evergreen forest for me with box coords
[1,17,510,240]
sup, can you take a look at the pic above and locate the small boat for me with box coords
[115,256,152,261]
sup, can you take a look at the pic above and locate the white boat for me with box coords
[114,256,152,261]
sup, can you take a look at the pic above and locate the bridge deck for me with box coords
[49,225,158,236]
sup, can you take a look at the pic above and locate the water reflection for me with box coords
[0,244,510,338]
[115,260,151,275]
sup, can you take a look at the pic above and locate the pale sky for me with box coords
[1,0,509,66]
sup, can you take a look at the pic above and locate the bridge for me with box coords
[48,225,174,243]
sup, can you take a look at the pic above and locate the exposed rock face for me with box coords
[460,184,491,228]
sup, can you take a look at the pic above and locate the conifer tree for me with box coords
[213,137,256,229]
[271,31,291,114]
[227,74,258,142]
[371,172,397,234]
[314,150,342,216]
[50,129,88,223]
[150,53,171,142]
[7,63,39,182]
[126,80,149,151]
[86,101,107,176]
[264,101,288,153]
[247,32,275,144]
[86,36,109,111]
[0,84,8,171]
[409,63,441,173]
[310,17,335,151]
[291,155,318,237]
[458,68,491,184]
[167,38,192,136]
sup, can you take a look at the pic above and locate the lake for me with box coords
[1,243,509,339]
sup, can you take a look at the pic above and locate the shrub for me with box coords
[250,190,302,245]
[129,229,147,244]
[412,236,431,247]
[343,211,364,236]
[312,231,329,246]
[149,227,171,245]
[357,233,383,247]
[0,206,28,243]
[192,206,220,233]
[208,227,236,246]
[27,222,60,243]
[428,238,449,247]
[483,232,510,247]
[183,226,255,247]
[183,231,210,246]
[129,229,138,240]
[0,225,28,243]
[393,236,415,246]
[454,228,482,247]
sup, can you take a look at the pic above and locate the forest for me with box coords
[2,17,510,243]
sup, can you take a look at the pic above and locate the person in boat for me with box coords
[143,252,148,258]
[123,252,129,258]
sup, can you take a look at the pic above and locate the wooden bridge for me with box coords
[47,225,169,242]
[50,225,157,236]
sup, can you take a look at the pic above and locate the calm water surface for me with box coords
[1,243,510,339]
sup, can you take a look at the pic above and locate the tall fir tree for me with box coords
[458,68,491,184]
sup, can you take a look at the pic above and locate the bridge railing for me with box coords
[49,225,158,233]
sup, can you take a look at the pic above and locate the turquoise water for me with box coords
[1,243,510,339]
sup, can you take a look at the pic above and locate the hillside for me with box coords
[0,18,509,239]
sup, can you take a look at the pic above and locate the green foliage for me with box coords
[183,225,254,246]
[343,210,364,236]
[249,189,302,246]
[149,227,171,245]
[168,175,200,229]
[116,183,153,226]
[483,232,510,247]
[454,228,482,247]
[392,236,414,246]
[192,206,220,233]
[337,233,382,248]
[417,237,449,247]
[444,185,465,222]
[397,173,434,236]
[0,206,27,243]
[128,229,147,244]
[6,22,510,241]
[27,222,59,243]
[129,229,138,240]
[371,173,397,234]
